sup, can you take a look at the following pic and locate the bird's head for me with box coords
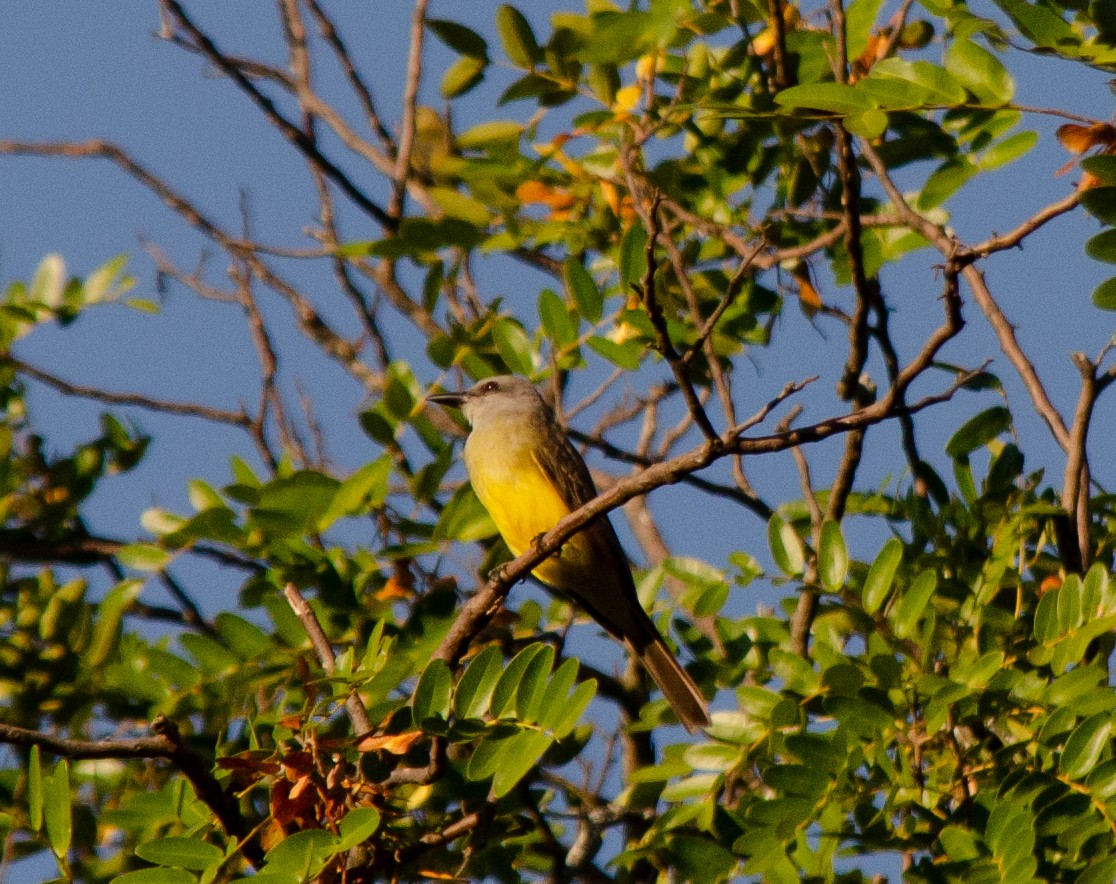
[427,375,546,428]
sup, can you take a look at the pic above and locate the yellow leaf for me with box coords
[613,84,642,113]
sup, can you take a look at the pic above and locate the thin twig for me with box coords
[0,717,263,866]
[283,584,373,736]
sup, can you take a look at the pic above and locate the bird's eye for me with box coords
[482,380,498,393]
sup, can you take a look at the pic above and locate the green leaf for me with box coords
[992,0,1073,47]
[917,157,977,210]
[871,58,967,105]
[179,633,239,676]
[89,579,144,667]
[818,520,848,592]
[454,645,504,719]
[412,658,453,726]
[456,120,523,150]
[262,829,339,879]
[426,19,488,58]
[214,613,273,659]
[467,733,515,782]
[946,406,1012,458]
[537,657,580,731]
[491,644,547,718]
[775,83,877,114]
[684,742,741,772]
[117,543,170,571]
[1080,187,1116,225]
[672,835,739,881]
[619,223,648,295]
[563,258,603,323]
[318,456,392,531]
[1057,575,1085,633]
[28,745,43,832]
[492,730,553,798]
[84,254,134,303]
[855,75,934,109]
[892,570,937,638]
[767,515,805,576]
[862,537,903,614]
[548,678,597,737]
[1082,155,1116,186]
[110,870,197,884]
[538,288,579,347]
[30,253,66,309]
[945,38,1013,104]
[251,470,340,534]
[135,837,223,871]
[843,108,889,139]
[496,5,541,67]
[442,55,487,99]
[1086,230,1116,264]
[428,187,491,226]
[492,316,536,375]
[516,643,555,723]
[336,807,381,851]
[1060,713,1112,779]
[1092,276,1116,311]
[978,130,1037,170]
[44,760,72,859]
[940,825,981,861]
[433,482,497,542]
[586,335,642,370]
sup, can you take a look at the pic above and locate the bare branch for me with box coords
[0,717,263,866]
[160,0,394,230]
[5,355,251,427]
[391,0,430,219]
[283,584,372,736]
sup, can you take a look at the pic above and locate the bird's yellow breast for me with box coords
[464,421,588,586]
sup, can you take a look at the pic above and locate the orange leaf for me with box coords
[792,265,823,316]
[1039,574,1063,595]
[515,180,576,211]
[1056,123,1116,155]
[357,730,424,754]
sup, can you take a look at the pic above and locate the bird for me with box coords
[428,375,710,732]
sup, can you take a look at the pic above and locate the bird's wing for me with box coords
[530,420,599,511]
[530,417,662,648]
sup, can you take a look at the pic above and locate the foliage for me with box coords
[2,0,1116,881]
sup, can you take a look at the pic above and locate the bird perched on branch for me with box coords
[429,375,710,732]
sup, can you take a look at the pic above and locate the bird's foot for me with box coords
[531,531,560,556]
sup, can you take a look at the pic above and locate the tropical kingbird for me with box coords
[429,375,710,732]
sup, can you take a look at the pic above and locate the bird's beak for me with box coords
[427,391,467,409]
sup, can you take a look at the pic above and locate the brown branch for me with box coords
[1059,353,1100,572]
[0,717,263,866]
[681,241,767,368]
[303,0,395,154]
[283,584,373,736]
[160,0,394,230]
[1,139,378,390]
[787,405,822,657]
[636,193,719,442]
[391,0,430,219]
[858,137,1073,451]
[569,427,774,520]
[869,291,925,487]
[765,0,791,89]
[5,355,251,427]
[969,191,1080,257]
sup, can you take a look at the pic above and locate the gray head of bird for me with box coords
[427,375,548,429]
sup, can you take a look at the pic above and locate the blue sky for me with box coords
[3,2,1116,880]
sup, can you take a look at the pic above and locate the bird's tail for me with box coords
[632,636,711,733]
